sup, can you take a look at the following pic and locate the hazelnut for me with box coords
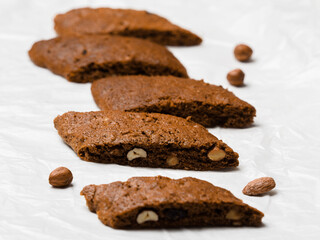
[136,210,159,224]
[127,148,147,161]
[49,167,73,187]
[227,69,245,87]
[167,156,179,166]
[207,147,226,161]
[234,44,253,62]
[226,209,242,220]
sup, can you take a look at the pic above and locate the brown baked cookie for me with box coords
[28,35,188,83]
[91,76,256,128]
[54,111,239,170]
[81,176,264,229]
[54,8,202,46]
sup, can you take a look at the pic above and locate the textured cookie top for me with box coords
[81,176,247,213]
[28,35,188,81]
[91,75,253,111]
[54,8,202,46]
[54,111,219,153]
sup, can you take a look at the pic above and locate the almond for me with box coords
[242,177,276,196]
[207,147,226,161]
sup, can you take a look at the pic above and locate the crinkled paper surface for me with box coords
[0,0,320,239]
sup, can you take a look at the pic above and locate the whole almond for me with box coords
[242,177,276,196]
[49,167,73,187]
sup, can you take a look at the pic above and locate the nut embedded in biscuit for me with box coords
[166,156,179,166]
[226,209,242,220]
[207,147,226,161]
[136,210,159,224]
[127,148,147,161]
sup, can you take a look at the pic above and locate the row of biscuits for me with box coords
[29,7,266,228]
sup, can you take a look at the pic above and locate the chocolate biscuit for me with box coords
[54,8,202,46]
[28,35,188,83]
[81,176,264,228]
[54,111,239,170]
[91,76,256,128]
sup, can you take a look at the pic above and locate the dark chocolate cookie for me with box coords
[28,35,188,83]
[91,76,256,128]
[54,111,239,170]
[54,8,202,46]
[81,176,264,228]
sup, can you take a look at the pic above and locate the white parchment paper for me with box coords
[0,0,320,239]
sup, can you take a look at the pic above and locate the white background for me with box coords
[1,0,320,239]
